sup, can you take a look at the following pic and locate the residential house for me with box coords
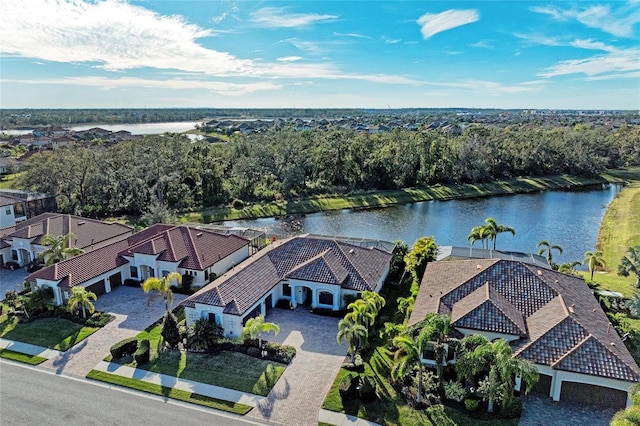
[0,190,57,229]
[409,259,640,408]
[436,245,549,268]
[0,213,133,268]
[26,224,251,306]
[182,234,395,338]
[51,136,75,150]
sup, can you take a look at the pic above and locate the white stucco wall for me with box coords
[0,204,15,228]
[288,278,341,310]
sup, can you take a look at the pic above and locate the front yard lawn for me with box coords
[0,315,98,351]
[0,348,47,365]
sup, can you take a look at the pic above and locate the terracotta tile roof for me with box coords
[2,213,133,249]
[410,259,640,383]
[182,235,393,316]
[451,283,527,337]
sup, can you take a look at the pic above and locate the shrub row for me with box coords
[110,337,138,359]
[186,339,296,364]
[134,339,150,365]
[339,374,377,402]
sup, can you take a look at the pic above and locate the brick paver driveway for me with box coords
[247,307,347,426]
[519,394,617,426]
[40,286,186,377]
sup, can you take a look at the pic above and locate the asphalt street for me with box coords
[0,361,271,426]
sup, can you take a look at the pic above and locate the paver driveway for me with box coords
[39,286,186,377]
[519,394,617,426]
[247,307,347,426]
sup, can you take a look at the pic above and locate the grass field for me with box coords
[0,348,47,365]
[0,315,98,351]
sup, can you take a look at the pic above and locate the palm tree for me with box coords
[415,313,453,389]
[391,324,432,404]
[483,218,516,250]
[39,233,84,266]
[583,250,606,281]
[142,272,181,312]
[468,226,491,250]
[336,318,368,363]
[67,286,97,319]
[618,246,640,288]
[346,299,376,330]
[537,240,563,266]
[557,260,582,275]
[241,315,280,349]
[362,290,386,322]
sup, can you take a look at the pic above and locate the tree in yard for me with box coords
[409,313,454,390]
[143,272,181,312]
[537,240,563,267]
[468,225,491,250]
[336,318,368,363]
[161,311,181,349]
[404,236,438,283]
[346,299,375,331]
[241,315,280,349]
[186,318,224,351]
[362,291,386,324]
[391,324,432,404]
[483,217,516,250]
[618,246,640,288]
[39,233,84,266]
[67,286,97,319]
[583,250,606,281]
[557,260,582,276]
[628,292,640,318]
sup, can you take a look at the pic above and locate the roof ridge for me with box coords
[486,285,526,335]
[184,226,202,269]
[551,333,592,368]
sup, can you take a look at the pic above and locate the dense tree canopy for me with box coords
[15,123,640,218]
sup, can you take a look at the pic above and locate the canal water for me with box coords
[221,185,621,267]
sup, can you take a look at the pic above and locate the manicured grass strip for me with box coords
[0,349,47,365]
[86,370,252,415]
[0,317,98,351]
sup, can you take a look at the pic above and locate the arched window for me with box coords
[318,291,334,306]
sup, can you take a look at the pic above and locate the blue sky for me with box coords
[1,1,639,109]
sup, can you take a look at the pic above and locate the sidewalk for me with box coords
[319,409,381,426]
[0,338,65,359]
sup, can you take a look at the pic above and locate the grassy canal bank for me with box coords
[178,173,609,223]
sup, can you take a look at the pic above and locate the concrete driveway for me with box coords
[247,307,347,426]
[0,267,28,296]
[40,286,186,377]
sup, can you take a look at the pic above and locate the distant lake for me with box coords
[70,121,203,135]
[221,185,621,268]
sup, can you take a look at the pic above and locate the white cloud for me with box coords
[539,49,640,78]
[334,32,371,39]
[250,7,337,28]
[276,56,303,62]
[416,9,479,40]
[570,39,617,52]
[515,33,617,52]
[531,3,640,37]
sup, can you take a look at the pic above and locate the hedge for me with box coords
[134,339,150,365]
[110,337,138,359]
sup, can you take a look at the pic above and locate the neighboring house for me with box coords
[26,224,251,306]
[109,130,133,142]
[436,245,549,268]
[0,195,27,229]
[0,157,17,175]
[182,234,395,338]
[0,190,57,224]
[409,259,640,409]
[0,213,133,268]
[51,136,75,150]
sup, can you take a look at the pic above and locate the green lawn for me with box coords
[0,315,98,351]
[86,370,252,415]
[0,348,47,365]
[110,313,286,396]
[0,172,21,189]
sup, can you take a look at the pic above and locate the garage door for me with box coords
[529,374,552,395]
[560,381,627,409]
[86,279,106,296]
[109,272,122,289]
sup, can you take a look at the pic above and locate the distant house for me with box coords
[26,223,251,306]
[409,259,640,408]
[0,190,57,228]
[181,234,395,338]
[109,130,133,142]
[51,136,75,150]
[82,127,112,138]
[436,245,549,268]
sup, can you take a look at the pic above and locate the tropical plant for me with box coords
[537,240,563,267]
[397,295,415,323]
[346,299,376,331]
[25,286,54,314]
[67,286,97,319]
[38,233,84,265]
[482,217,516,250]
[362,291,386,323]
[241,314,280,349]
[583,250,606,281]
[468,225,492,250]
[557,260,582,276]
[142,272,181,312]
[404,236,438,283]
[336,318,368,363]
[618,246,640,288]
[410,313,454,389]
[186,318,224,351]
[391,324,433,404]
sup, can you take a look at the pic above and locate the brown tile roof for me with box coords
[182,235,393,315]
[410,259,640,383]
[2,213,133,248]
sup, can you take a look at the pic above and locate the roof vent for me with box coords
[78,221,85,225]
[476,264,482,269]
[349,249,355,254]
[568,305,575,313]
[555,279,559,283]
[196,232,203,237]
[536,270,543,276]
[611,342,616,347]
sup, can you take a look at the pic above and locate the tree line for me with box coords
[16,123,640,218]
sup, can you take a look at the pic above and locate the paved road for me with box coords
[0,361,271,426]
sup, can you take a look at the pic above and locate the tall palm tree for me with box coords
[483,217,516,250]
[536,240,563,266]
[336,318,368,363]
[468,226,491,250]
[67,286,97,319]
[241,314,280,349]
[346,299,376,330]
[392,323,432,404]
[618,246,640,288]
[583,250,606,281]
[416,313,453,389]
[39,233,84,266]
[362,290,386,321]
[142,272,181,312]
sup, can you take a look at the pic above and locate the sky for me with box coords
[1,0,639,110]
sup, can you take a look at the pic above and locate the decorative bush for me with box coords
[186,318,224,351]
[262,342,296,364]
[342,353,365,372]
[162,311,181,349]
[444,380,467,402]
[134,339,150,365]
[464,399,479,411]
[359,376,377,402]
[85,312,113,327]
[246,347,261,358]
[500,397,523,418]
[110,337,138,358]
[339,374,355,399]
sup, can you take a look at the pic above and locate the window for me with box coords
[130,266,138,278]
[319,291,333,306]
[161,270,170,277]
[11,250,18,261]
[282,283,291,297]
[5,206,11,215]
[208,312,216,324]
[204,270,209,281]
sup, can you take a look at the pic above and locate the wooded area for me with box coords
[15,124,640,218]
